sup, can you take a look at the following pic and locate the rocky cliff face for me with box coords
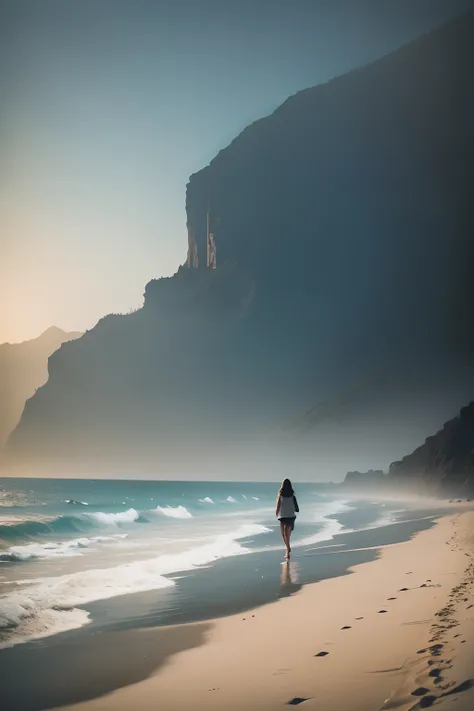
[389,402,474,495]
[6,14,474,477]
[0,328,82,450]
[188,11,473,344]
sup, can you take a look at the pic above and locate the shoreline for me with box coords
[0,499,446,652]
[0,514,440,710]
[58,512,474,711]
[2,510,471,711]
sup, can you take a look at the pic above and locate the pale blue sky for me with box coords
[1,0,472,342]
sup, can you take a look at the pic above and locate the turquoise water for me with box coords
[0,478,419,648]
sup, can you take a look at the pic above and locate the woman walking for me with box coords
[276,478,299,559]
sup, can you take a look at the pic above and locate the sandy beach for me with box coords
[35,510,472,711]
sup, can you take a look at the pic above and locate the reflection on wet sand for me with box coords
[280,561,302,598]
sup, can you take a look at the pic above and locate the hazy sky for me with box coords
[2,0,473,343]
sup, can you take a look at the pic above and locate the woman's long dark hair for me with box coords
[279,478,294,497]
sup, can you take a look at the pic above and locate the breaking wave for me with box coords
[154,505,192,519]
[86,509,139,525]
[0,509,140,544]
[0,523,271,648]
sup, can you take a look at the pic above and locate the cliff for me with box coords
[389,402,474,495]
[0,328,82,450]
[186,10,474,367]
[6,14,474,477]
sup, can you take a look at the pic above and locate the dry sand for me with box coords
[54,512,474,711]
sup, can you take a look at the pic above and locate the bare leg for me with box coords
[279,521,290,556]
[287,525,293,554]
[283,524,291,558]
[279,521,287,548]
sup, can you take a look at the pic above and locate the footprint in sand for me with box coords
[411,687,430,697]
[419,695,438,707]
[314,651,329,657]
[399,588,409,592]
[355,616,364,620]
[287,698,311,706]
[387,597,397,600]
[440,679,474,697]
[378,610,388,614]
[429,644,444,652]
[341,626,352,630]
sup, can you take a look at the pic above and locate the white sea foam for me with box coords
[0,523,270,648]
[86,508,139,525]
[252,497,259,500]
[0,534,127,562]
[199,497,214,504]
[0,606,91,649]
[154,505,192,519]
[294,500,351,548]
[226,496,237,503]
[295,500,398,549]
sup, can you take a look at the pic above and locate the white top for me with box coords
[278,495,296,519]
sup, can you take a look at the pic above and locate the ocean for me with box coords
[0,478,445,650]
